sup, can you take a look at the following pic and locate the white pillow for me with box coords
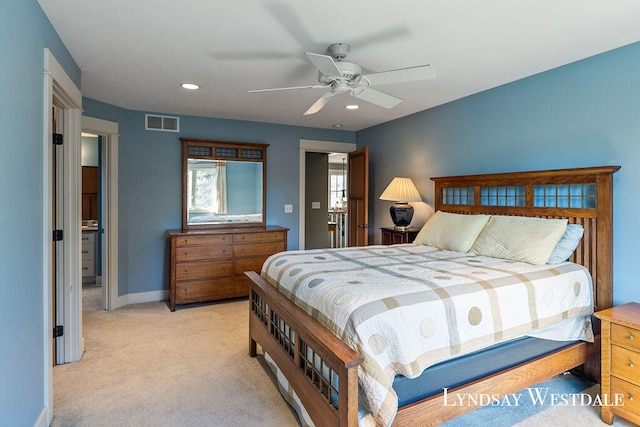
[413,211,490,253]
[470,215,568,265]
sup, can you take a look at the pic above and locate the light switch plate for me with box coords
[284,204,293,213]
[311,202,321,209]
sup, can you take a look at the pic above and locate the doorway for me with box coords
[304,152,348,250]
[80,133,102,309]
[299,139,356,249]
[82,116,119,311]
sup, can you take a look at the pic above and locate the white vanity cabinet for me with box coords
[82,230,96,283]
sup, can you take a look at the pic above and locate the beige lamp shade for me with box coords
[379,177,422,202]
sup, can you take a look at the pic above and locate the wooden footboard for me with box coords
[247,271,363,427]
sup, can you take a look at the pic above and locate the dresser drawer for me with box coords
[174,234,232,247]
[612,345,640,382]
[611,377,640,414]
[234,241,285,258]
[612,324,640,352]
[175,245,232,262]
[175,260,233,281]
[234,231,286,244]
[234,256,268,276]
[175,278,236,303]
[233,275,251,296]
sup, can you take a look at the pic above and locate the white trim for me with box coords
[116,290,169,307]
[82,116,120,310]
[34,407,48,427]
[298,139,356,249]
[43,48,82,425]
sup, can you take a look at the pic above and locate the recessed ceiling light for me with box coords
[332,124,343,128]
[345,104,359,110]
[180,83,200,90]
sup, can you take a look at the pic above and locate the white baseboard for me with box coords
[34,406,48,427]
[112,290,169,309]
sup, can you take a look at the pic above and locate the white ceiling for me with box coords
[38,0,640,131]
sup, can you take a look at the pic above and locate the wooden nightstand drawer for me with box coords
[611,377,640,415]
[381,227,419,245]
[612,345,640,382]
[596,302,640,425]
[612,324,640,351]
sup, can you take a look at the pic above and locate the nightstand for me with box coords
[381,227,419,245]
[595,302,640,425]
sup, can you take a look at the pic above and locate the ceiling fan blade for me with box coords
[351,86,401,109]
[304,52,342,79]
[303,92,335,116]
[360,65,436,86]
[265,2,315,48]
[248,84,328,93]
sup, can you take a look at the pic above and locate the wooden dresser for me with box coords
[168,226,287,311]
[595,302,640,425]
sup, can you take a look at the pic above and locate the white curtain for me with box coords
[215,162,227,214]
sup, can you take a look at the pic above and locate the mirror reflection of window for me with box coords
[187,160,226,213]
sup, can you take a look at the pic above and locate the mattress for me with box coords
[393,335,577,406]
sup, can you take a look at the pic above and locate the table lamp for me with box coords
[379,177,422,230]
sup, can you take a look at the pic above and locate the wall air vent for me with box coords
[145,114,179,132]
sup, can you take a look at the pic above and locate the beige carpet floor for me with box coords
[51,285,636,426]
[52,285,299,426]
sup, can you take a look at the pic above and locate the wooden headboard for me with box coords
[431,166,620,311]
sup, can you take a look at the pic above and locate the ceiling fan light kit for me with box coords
[248,43,435,115]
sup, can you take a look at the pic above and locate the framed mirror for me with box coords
[181,138,268,230]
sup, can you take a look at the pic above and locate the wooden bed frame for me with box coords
[247,166,620,426]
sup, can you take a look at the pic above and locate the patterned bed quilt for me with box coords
[261,244,594,427]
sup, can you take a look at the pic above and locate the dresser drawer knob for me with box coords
[629,362,635,368]
[629,394,634,401]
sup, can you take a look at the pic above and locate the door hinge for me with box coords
[53,133,63,145]
[53,325,64,338]
[53,230,63,242]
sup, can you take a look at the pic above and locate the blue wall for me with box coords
[0,1,80,425]
[81,98,356,296]
[359,41,640,306]
[3,1,639,423]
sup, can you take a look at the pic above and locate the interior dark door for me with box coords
[347,147,369,246]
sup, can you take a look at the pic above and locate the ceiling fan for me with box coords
[248,43,436,116]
